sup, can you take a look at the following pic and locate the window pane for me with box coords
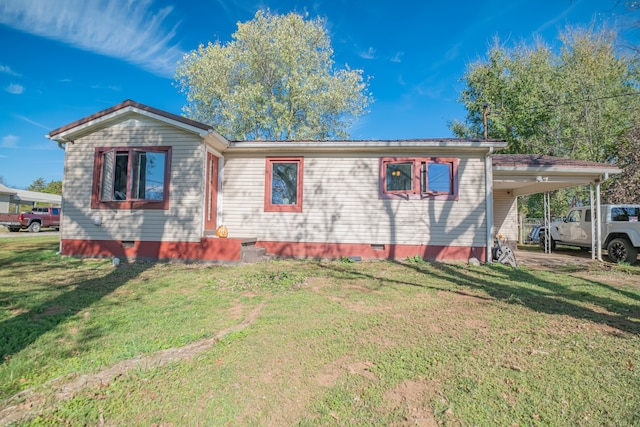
[113,153,129,200]
[100,150,115,201]
[428,163,451,193]
[385,163,413,192]
[272,162,298,205]
[133,151,165,200]
[612,207,640,222]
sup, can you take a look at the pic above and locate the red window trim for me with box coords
[91,146,172,210]
[379,157,459,201]
[264,157,304,212]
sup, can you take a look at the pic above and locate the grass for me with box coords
[1,236,639,425]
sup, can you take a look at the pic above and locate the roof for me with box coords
[0,183,61,204]
[492,154,622,196]
[492,154,621,171]
[11,189,62,204]
[225,138,508,153]
[47,100,212,139]
[0,183,17,196]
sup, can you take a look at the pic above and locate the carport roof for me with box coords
[0,183,61,205]
[492,154,622,196]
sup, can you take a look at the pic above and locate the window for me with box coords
[265,157,303,212]
[566,210,580,222]
[380,157,458,200]
[91,146,171,209]
[612,207,640,222]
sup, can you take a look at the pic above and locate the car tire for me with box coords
[539,233,556,251]
[607,238,638,264]
[28,222,41,233]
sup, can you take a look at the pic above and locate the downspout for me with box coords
[485,147,494,263]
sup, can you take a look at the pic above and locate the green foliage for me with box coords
[175,10,372,141]
[26,177,62,195]
[406,254,426,264]
[452,25,640,210]
[452,26,638,163]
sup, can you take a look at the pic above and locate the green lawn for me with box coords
[1,235,639,425]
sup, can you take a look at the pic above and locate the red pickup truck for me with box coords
[0,207,61,232]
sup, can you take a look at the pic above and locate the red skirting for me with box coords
[61,238,242,261]
[61,238,486,263]
[256,241,486,262]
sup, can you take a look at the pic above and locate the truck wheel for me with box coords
[539,234,556,251]
[607,238,638,264]
[28,222,41,233]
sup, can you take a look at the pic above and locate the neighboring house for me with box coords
[0,182,62,213]
[46,100,620,263]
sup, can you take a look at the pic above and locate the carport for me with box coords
[0,183,61,214]
[491,154,622,261]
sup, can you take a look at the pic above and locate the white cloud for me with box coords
[91,84,122,92]
[390,52,404,63]
[5,83,24,94]
[0,0,184,77]
[1,135,18,148]
[14,114,50,130]
[0,64,21,76]
[359,46,376,60]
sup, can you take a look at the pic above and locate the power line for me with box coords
[491,90,640,114]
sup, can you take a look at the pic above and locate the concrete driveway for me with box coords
[0,230,59,238]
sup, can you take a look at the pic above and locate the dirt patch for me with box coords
[0,302,266,425]
[31,305,65,320]
[384,379,439,426]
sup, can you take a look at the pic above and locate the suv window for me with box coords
[611,207,640,222]
[566,210,581,222]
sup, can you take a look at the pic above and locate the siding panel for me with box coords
[61,117,204,242]
[221,153,487,247]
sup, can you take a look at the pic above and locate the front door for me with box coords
[205,152,218,231]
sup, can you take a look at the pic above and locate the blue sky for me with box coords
[0,0,636,189]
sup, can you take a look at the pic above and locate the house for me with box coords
[46,100,620,263]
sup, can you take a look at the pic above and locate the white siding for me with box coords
[0,195,10,214]
[494,190,518,243]
[221,152,488,247]
[60,117,204,242]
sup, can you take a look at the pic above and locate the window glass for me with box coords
[612,207,640,221]
[265,157,303,212]
[567,211,580,222]
[113,152,129,200]
[271,162,298,205]
[427,163,452,193]
[133,151,165,200]
[585,209,591,222]
[385,162,413,192]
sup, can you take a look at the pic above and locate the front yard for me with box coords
[1,236,639,425]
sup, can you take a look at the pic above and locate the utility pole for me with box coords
[483,103,489,139]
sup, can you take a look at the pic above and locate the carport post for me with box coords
[590,184,595,260]
[596,180,603,261]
